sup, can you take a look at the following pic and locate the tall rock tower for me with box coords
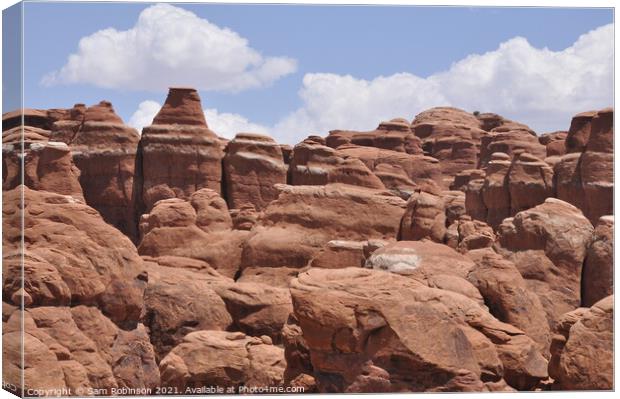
[139,87,224,212]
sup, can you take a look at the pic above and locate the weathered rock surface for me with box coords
[213,282,293,344]
[2,301,159,394]
[3,100,612,394]
[411,107,481,132]
[446,216,495,253]
[443,190,467,225]
[241,183,406,277]
[539,131,567,157]
[67,101,141,239]
[479,129,545,168]
[465,152,554,228]
[140,88,224,211]
[400,189,446,242]
[555,108,613,224]
[138,189,249,278]
[411,109,487,188]
[159,331,285,391]
[336,144,442,193]
[223,133,287,210]
[581,215,613,307]
[3,187,146,327]
[289,139,385,189]
[289,267,547,392]
[327,119,423,154]
[564,111,597,153]
[495,198,594,327]
[141,263,233,359]
[466,249,550,355]
[3,127,84,201]
[507,152,554,215]
[364,240,483,302]
[2,108,53,131]
[309,240,367,269]
[548,296,613,390]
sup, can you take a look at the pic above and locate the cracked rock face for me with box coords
[159,331,285,391]
[140,88,224,212]
[224,133,287,210]
[288,267,547,392]
[2,97,613,394]
[67,101,141,240]
[3,186,146,327]
[495,198,594,328]
[555,108,613,224]
[581,215,613,307]
[548,295,613,390]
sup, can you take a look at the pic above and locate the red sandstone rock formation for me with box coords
[327,119,423,154]
[466,249,551,355]
[138,188,249,278]
[159,331,285,391]
[411,108,487,188]
[539,131,567,157]
[2,186,158,393]
[548,296,613,390]
[495,198,594,328]
[564,110,598,153]
[67,101,141,239]
[400,189,446,242]
[3,126,84,200]
[140,88,224,211]
[445,216,495,253]
[554,108,613,224]
[464,151,554,228]
[240,183,406,285]
[2,99,613,394]
[289,139,385,189]
[581,215,613,307]
[411,107,481,131]
[336,144,442,193]
[288,267,547,392]
[224,133,288,210]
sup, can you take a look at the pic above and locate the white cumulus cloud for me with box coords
[128,100,269,139]
[271,23,613,143]
[42,4,296,92]
[128,100,161,133]
[203,108,269,139]
[128,23,612,145]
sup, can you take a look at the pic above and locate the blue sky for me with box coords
[5,2,615,143]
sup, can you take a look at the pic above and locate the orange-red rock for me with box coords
[555,108,613,224]
[289,139,385,189]
[400,189,446,242]
[446,216,495,253]
[138,189,249,278]
[224,133,287,210]
[582,215,613,307]
[327,119,423,154]
[548,296,612,390]
[241,183,406,278]
[479,129,545,168]
[68,101,141,239]
[564,110,597,153]
[336,144,442,193]
[467,249,550,355]
[140,88,224,211]
[539,131,567,157]
[3,127,84,200]
[496,198,594,327]
[159,331,285,391]
[289,267,547,392]
[3,187,146,327]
